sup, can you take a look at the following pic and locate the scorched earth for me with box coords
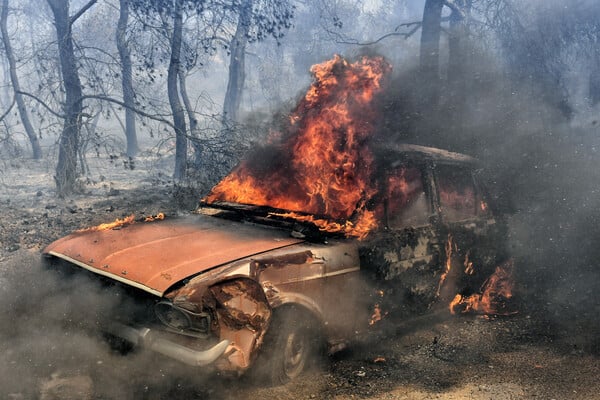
[0,155,597,400]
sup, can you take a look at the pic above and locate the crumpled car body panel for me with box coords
[41,144,509,376]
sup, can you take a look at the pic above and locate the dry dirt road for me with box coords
[1,172,598,399]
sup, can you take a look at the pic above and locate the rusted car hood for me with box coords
[43,215,304,296]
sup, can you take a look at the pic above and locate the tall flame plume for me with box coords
[204,55,392,238]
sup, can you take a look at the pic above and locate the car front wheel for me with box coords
[254,307,321,385]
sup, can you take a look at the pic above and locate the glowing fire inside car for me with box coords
[204,55,391,238]
[449,259,516,316]
[204,54,516,318]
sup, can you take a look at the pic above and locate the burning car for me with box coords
[42,55,512,384]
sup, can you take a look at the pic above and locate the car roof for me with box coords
[377,143,478,166]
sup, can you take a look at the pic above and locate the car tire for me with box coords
[254,306,321,385]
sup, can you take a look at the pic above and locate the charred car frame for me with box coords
[43,144,509,384]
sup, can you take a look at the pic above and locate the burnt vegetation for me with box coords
[0,0,599,399]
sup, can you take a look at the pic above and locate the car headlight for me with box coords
[154,301,210,336]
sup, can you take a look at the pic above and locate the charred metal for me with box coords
[41,144,514,381]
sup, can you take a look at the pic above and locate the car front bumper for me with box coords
[104,321,230,367]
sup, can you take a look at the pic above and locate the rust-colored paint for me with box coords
[250,251,314,271]
[209,279,272,371]
[164,243,363,369]
[43,215,303,295]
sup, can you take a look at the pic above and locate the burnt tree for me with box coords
[46,0,97,196]
[167,0,187,180]
[0,0,42,159]
[222,0,294,127]
[419,0,444,82]
[129,0,207,180]
[116,0,138,158]
[222,0,252,125]
[420,0,443,97]
[446,0,470,129]
[130,0,292,179]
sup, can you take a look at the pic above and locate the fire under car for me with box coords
[42,143,511,384]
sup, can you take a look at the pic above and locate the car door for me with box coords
[359,160,444,322]
[433,163,505,302]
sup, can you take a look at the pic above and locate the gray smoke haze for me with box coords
[374,35,600,351]
[0,252,224,399]
[2,2,599,396]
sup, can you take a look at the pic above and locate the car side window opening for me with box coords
[436,165,478,222]
[383,165,429,228]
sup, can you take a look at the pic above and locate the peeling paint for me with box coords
[209,279,272,371]
[41,145,512,377]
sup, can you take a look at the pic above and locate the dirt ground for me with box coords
[1,156,598,399]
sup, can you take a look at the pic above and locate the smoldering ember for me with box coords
[0,1,599,400]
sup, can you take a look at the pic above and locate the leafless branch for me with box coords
[70,0,98,25]
[16,90,65,119]
[396,21,424,39]
[444,0,466,19]
[78,94,176,129]
[325,26,413,46]
[78,45,122,65]
[326,17,454,47]
[346,31,415,46]
[0,96,15,123]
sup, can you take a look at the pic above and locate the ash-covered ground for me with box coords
[0,154,598,399]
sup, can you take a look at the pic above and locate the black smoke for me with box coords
[373,33,600,353]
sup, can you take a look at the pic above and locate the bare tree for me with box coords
[222,0,252,125]
[0,0,42,159]
[167,0,187,180]
[221,0,294,124]
[129,0,293,180]
[116,0,138,158]
[46,0,97,196]
[419,0,443,104]
[129,0,210,180]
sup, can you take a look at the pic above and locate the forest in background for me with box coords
[0,0,596,192]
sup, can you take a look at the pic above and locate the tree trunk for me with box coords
[47,0,86,196]
[1,0,42,159]
[222,0,252,125]
[420,0,443,104]
[447,0,469,131]
[116,0,138,157]
[179,71,197,135]
[179,71,203,167]
[168,0,187,180]
[447,1,468,87]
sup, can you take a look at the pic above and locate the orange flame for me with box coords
[464,250,475,275]
[368,289,387,325]
[369,303,382,326]
[78,213,166,232]
[78,215,135,232]
[144,212,165,222]
[436,234,455,296]
[204,55,391,238]
[269,210,377,240]
[449,259,516,316]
